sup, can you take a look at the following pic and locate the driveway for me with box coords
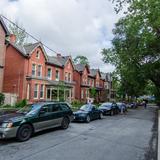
[0,106,158,160]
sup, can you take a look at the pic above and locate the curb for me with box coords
[158,110,160,160]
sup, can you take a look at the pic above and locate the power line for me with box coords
[0,14,58,54]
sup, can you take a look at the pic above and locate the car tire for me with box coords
[110,110,114,116]
[86,115,91,123]
[16,124,33,142]
[61,117,70,129]
[99,113,103,119]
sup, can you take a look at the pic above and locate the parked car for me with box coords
[73,104,103,123]
[98,102,119,116]
[127,102,138,109]
[117,102,127,113]
[0,102,73,141]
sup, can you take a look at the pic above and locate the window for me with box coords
[56,70,59,81]
[40,84,44,99]
[47,68,52,79]
[88,79,90,85]
[60,104,69,111]
[37,65,42,77]
[34,84,38,99]
[86,90,89,98]
[32,64,36,76]
[68,73,71,82]
[52,104,60,112]
[36,51,40,59]
[65,72,68,81]
[81,90,84,99]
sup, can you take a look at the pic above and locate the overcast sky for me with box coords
[0,0,123,72]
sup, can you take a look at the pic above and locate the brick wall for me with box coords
[3,45,25,100]
[0,24,6,92]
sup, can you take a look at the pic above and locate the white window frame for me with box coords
[34,84,39,99]
[47,68,52,80]
[55,69,60,81]
[81,90,84,99]
[40,84,44,99]
[65,72,68,81]
[36,51,40,59]
[37,65,42,77]
[32,64,36,76]
[68,73,71,82]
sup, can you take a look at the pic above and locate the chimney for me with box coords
[10,34,16,43]
[57,53,61,57]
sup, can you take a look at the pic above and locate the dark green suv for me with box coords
[0,102,73,141]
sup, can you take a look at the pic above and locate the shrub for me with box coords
[2,104,13,108]
[71,99,81,105]
[0,93,5,106]
[15,99,27,108]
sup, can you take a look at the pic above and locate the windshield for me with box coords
[80,105,92,111]
[17,104,41,115]
[101,103,112,107]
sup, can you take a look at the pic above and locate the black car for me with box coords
[73,104,103,123]
[0,102,73,141]
[98,102,119,116]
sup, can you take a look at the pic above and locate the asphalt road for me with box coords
[0,106,158,160]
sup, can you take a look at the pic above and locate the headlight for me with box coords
[1,122,13,128]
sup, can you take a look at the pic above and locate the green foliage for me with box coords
[9,21,28,45]
[0,93,5,106]
[102,0,160,102]
[57,81,66,102]
[74,55,89,65]
[90,87,97,98]
[2,104,13,108]
[15,99,27,108]
[71,99,81,105]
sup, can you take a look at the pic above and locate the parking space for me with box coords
[0,106,157,160]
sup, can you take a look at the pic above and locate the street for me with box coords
[0,106,158,160]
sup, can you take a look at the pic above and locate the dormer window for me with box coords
[36,51,40,59]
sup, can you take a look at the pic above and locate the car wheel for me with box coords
[86,115,91,123]
[110,110,114,116]
[16,124,33,142]
[61,117,70,129]
[99,113,103,119]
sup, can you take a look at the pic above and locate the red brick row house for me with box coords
[0,16,115,104]
[0,16,9,92]
[73,64,106,103]
[3,35,75,103]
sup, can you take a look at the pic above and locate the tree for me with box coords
[90,87,97,99]
[9,21,28,45]
[102,0,160,104]
[74,55,89,65]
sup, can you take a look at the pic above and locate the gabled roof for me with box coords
[0,16,10,36]
[75,64,90,73]
[89,69,101,78]
[23,42,40,55]
[75,64,85,72]
[9,42,48,60]
[101,72,107,80]
[47,56,63,67]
